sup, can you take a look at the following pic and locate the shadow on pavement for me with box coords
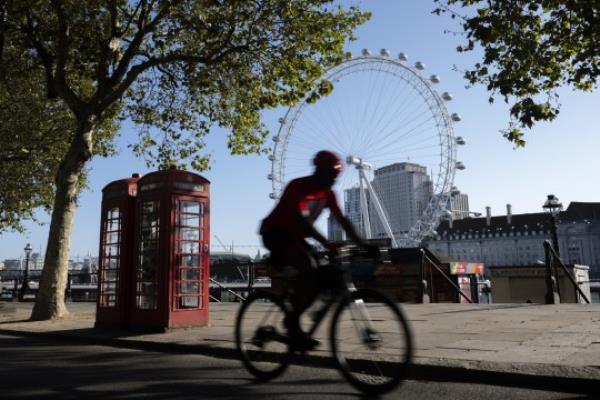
[0,335,358,399]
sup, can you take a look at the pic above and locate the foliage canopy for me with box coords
[434,0,600,145]
[0,0,369,228]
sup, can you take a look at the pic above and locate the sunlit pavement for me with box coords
[1,301,599,394]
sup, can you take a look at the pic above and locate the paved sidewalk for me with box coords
[1,301,599,393]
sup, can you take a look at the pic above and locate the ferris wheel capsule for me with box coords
[451,113,462,122]
[455,136,466,145]
[268,155,275,161]
[442,92,453,101]
[398,52,408,61]
[430,75,441,84]
[269,193,276,199]
[272,135,280,142]
[380,48,390,57]
[278,117,285,124]
[267,174,274,180]
[415,61,425,70]
[455,161,466,170]
[362,48,371,57]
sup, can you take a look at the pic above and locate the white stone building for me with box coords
[427,202,600,279]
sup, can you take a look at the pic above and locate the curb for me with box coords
[1,327,598,394]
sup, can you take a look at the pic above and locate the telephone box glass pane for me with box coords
[174,199,204,310]
[137,200,160,310]
[178,255,200,267]
[179,214,200,227]
[99,207,122,308]
[179,241,199,254]
[179,201,201,214]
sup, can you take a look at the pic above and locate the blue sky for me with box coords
[2,0,599,260]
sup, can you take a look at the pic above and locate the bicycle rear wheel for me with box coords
[330,288,412,395]
[235,291,292,381]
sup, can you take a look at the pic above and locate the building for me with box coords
[448,190,471,220]
[329,185,371,241]
[327,213,344,241]
[370,162,433,241]
[427,202,600,279]
[2,259,21,270]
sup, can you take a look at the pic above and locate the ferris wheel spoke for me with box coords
[382,112,437,143]
[368,91,428,149]
[309,102,348,152]
[360,90,421,152]
[367,103,433,151]
[297,105,349,151]
[294,115,346,152]
[320,86,359,153]
[365,117,437,158]
[357,62,394,150]
[371,143,440,162]
[353,64,385,153]
[368,82,419,146]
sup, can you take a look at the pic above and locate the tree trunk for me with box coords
[30,119,95,321]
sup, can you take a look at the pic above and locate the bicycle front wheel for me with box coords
[330,288,413,395]
[235,291,292,381]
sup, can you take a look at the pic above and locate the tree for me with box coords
[0,0,369,320]
[0,41,117,233]
[433,0,600,146]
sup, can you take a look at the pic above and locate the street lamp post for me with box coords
[542,194,563,257]
[542,194,563,304]
[19,243,33,302]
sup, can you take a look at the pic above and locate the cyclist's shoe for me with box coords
[290,331,321,351]
[284,314,321,351]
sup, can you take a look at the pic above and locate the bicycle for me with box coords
[235,245,413,395]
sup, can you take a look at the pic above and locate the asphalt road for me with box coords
[0,334,593,400]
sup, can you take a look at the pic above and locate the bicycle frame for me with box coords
[305,255,378,341]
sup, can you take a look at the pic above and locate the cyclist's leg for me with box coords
[262,231,320,348]
[286,243,319,325]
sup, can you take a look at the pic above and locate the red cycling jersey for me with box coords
[260,175,343,239]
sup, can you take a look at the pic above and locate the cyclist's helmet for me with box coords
[313,150,343,175]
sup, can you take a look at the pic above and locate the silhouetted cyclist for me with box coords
[260,150,371,350]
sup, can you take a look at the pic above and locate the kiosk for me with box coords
[95,169,210,331]
[95,174,140,328]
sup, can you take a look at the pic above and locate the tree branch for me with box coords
[22,15,58,99]
[48,1,84,114]
[108,0,169,88]
[0,0,6,65]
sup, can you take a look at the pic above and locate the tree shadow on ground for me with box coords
[0,335,363,399]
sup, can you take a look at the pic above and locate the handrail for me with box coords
[209,294,221,302]
[544,241,590,304]
[420,249,472,304]
[209,277,246,301]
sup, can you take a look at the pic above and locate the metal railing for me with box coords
[543,240,590,304]
[420,249,472,304]
[209,277,246,301]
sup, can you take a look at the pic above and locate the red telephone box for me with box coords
[129,169,210,330]
[95,174,140,328]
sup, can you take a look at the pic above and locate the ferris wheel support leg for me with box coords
[358,171,372,239]
[361,171,398,248]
